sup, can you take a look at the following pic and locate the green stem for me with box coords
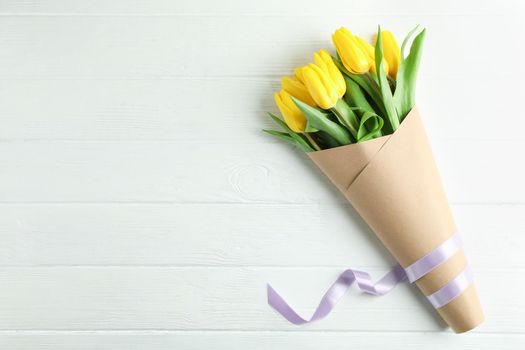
[304,133,321,151]
[353,73,388,118]
[387,75,396,93]
[331,99,359,141]
[332,56,389,119]
[344,76,375,114]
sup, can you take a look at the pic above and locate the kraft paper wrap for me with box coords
[308,107,484,333]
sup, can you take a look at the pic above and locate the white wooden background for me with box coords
[0,0,524,349]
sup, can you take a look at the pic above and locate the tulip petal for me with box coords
[294,67,306,83]
[282,76,316,107]
[316,49,346,98]
[378,30,401,78]
[301,65,338,109]
[332,28,370,74]
[356,36,389,74]
[266,112,315,152]
[274,91,307,132]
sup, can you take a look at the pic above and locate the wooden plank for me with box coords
[0,0,516,16]
[0,203,520,268]
[0,77,520,141]
[0,331,524,350]
[0,0,522,345]
[0,140,522,203]
[0,16,521,79]
[0,267,520,332]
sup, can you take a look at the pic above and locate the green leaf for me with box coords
[393,28,426,121]
[344,76,382,137]
[375,26,399,133]
[333,56,387,117]
[331,99,359,140]
[262,129,313,152]
[357,112,384,142]
[262,129,297,146]
[292,97,352,146]
[315,130,340,149]
[350,106,383,137]
[400,25,421,59]
[343,76,376,114]
[267,112,315,152]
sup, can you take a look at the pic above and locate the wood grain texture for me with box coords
[0,78,521,141]
[0,267,522,332]
[0,140,523,203]
[0,203,522,268]
[1,332,524,350]
[0,15,522,80]
[0,0,524,348]
[0,0,519,15]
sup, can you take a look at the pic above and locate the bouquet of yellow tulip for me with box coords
[265,26,484,333]
[265,26,424,149]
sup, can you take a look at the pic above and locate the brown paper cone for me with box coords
[308,107,484,333]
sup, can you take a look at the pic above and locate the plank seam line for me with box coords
[0,265,517,271]
[0,329,521,335]
[0,201,522,205]
[0,13,507,17]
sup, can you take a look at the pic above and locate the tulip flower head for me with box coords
[313,50,346,99]
[332,27,370,74]
[299,64,338,109]
[376,30,400,79]
[355,36,389,74]
[294,67,306,83]
[274,90,307,132]
[298,50,346,110]
[281,76,316,107]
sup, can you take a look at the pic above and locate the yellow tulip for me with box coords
[377,30,400,79]
[354,36,389,74]
[313,49,346,99]
[274,90,307,132]
[332,27,370,74]
[281,76,316,107]
[293,67,306,84]
[300,64,339,110]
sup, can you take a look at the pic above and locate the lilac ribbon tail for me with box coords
[267,232,468,325]
[267,264,407,325]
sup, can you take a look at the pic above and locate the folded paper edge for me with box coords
[345,106,420,192]
[307,107,420,192]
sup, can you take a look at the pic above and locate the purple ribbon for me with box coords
[267,264,407,325]
[403,233,462,282]
[267,232,473,325]
[427,266,474,308]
